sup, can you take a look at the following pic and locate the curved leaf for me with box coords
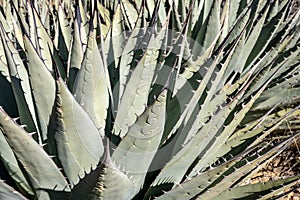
[0,108,70,193]
[112,90,167,192]
[54,78,104,187]
[0,180,27,200]
[24,36,56,141]
[73,28,109,137]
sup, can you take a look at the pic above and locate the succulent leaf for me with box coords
[0,129,33,196]
[113,35,160,137]
[53,77,104,187]
[112,90,167,192]
[0,26,41,142]
[0,108,70,194]
[24,35,56,141]
[73,27,109,137]
[0,180,27,200]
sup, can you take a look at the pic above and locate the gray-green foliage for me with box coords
[0,0,299,199]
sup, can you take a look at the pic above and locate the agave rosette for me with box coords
[0,0,299,199]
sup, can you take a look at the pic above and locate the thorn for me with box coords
[13,117,20,121]
[185,175,192,181]
[174,182,183,188]
[28,132,36,136]
[20,124,27,128]
[39,143,47,147]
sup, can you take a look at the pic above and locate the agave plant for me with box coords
[0,0,299,199]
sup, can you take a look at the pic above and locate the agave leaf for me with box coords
[256,178,300,199]
[278,0,290,10]
[0,27,41,142]
[78,0,88,39]
[157,0,167,25]
[185,73,247,146]
[200,108,300,178]
[112,90,167,192]
[100,24,110,39]
[202,0,214,26]
[68,5,85,92]
[225,4,250,47]
[31,3,67,79]
[113,34,160,137]
[24,35,55,141]
[0,6,13,35]
[156,133,297,200]
[0,72,17,117]
[171,2,183,31]
[0,108,70,193]
[228,0,242,29]
[188,73,274,176]
[53,77,104,187]
[135,0,147,29]
[0,27,9,80]
[244,1,289,68]
[285,12,300,49]
[91,165,135,200]
[250,48,300,111]
[57,6,72,51]
[132,1,149,31]
[244,107,300,135]
[116,5,167,109]
[240,2,269,66]
[222,30,246,83]
[0,18,17,116]
[249,28,300,79]
[213,176,300,200]
[150,7,191,101]
[10,16,25,50]
[109,2,126,69]
[243,0,265,37]
[190,0,204,30]
[169,7,193,92]
[120,0,138,30]
[38,0,49,27]
[73,28,109,137]
[28,2,51,69]
[277,4,300,35]
[54,5,72,65]
[242,42,300,104]
[254,86,300,112]
[10,2,67,79]
[152,76,246,186]
[247,106,300,150]
[26,1,38,48]
[176,0,187,24]
[149,17,176,84]
[176,30,220,85]
[198,135,298,199]
[267,0,279,22]
[153,159,238,200]
[236,120,300,185]
[0,129,33,196]
[115,28,139,109]
[202,0,221,51]
[224,4,269,82]
[127,0,160,69]
[97,2,111,28]
[162,52,223,144]
[192,0,220,58]
[172,38,250,156]
[219,0,229,40]
[89,150,136,200]
[0,180,27,200]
